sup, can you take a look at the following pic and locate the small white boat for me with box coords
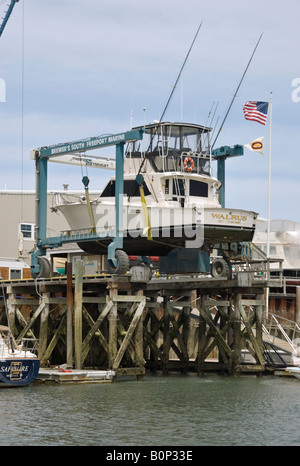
[0,325,40,387]
[285,366,300,379]
[253,219,300,276]
[54,122,258,273]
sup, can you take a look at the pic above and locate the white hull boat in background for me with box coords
[285,367,300,379]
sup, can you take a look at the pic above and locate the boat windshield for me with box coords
[126,122,211,175]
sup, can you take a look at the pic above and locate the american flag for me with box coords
[243,101,269,125]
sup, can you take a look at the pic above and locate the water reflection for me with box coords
[1,373,300,446]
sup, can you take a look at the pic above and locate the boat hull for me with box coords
[78,224,256,256]
[57,203,257,256]
[0,358,40,387]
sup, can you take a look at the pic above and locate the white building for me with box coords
[0,190,71,260]
[0,190,105,278]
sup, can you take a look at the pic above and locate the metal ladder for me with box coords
[262,313,300,367]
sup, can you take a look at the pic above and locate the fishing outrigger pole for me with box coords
[135,21,203,189]
[212,32,264,148]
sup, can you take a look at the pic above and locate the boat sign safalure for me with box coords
[0,326,40,387]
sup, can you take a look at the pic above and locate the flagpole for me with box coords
[266,91,273,316]
[267,92,272,257]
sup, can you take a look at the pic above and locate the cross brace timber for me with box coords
[0,274,267,376]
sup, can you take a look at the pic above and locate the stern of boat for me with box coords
[204,207,258,243]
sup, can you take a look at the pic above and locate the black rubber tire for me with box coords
[31,256,52,279]
[107,250,129,275]
[211,258,231,278]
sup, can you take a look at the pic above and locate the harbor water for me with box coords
[1,373,300,447]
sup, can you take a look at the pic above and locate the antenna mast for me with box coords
[212,32,263,148]
[159,21,203,122]
[135,21,203,179]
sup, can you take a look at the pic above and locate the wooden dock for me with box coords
[36,367,115,384]
[0,260,283,379]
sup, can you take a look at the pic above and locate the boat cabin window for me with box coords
[189,180,208,197]
[165,179,169,194]
[127,123,212,176]
[172,179,185,206]
[100,180,151,197]
[172,179,185,199]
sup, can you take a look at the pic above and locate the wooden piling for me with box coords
[162,296,170,374]
[108,279,118,370]
[74,260,83,369]
[133,289,145,371]
[196,295,206,375]
[6,286,17,335]
[38,292,49,360]
[66,262,73,368]
[296,287,300,324]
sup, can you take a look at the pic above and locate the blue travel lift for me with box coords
[30,128,245,278]
[30,129,143,278]
[212,144,244,208]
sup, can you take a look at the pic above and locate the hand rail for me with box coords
[263,312,300,354]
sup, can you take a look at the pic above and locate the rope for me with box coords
[20,0,25,221]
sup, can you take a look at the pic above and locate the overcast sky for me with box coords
[0,0,299,223]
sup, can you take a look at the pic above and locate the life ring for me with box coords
[183,156,194,172]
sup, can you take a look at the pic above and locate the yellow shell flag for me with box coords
[244,137,264,155]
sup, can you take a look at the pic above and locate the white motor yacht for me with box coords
[53,122,257,273]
